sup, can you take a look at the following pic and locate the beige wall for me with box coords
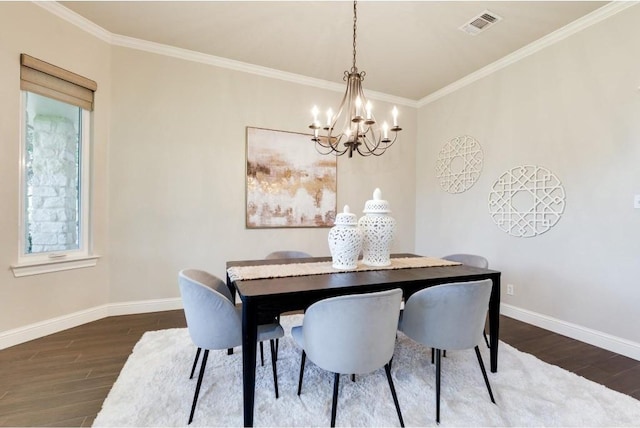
[416,5,640,344]
[108,47,417,302]
[0,3,111,332]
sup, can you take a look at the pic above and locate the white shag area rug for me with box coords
[93,315,640,427]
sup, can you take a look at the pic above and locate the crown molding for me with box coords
[417,1,639,107]
[111,34,419,108]
[37,0,634,110]
[34,1,112,43]
[35,1,417,108]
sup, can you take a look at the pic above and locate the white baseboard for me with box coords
[107,297,183,316]
[0,298,183,350]
[501,303,640,361]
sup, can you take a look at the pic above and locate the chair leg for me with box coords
[474,346,496,404]
[384,363,405,427]
[435,348,442,424]
[260,341,264,366]
[431,348,446,361]
[297,350,306,396]
[189,347,201,379]
[188,349,209,425]
[275,314,281,360]
[269,339,279,399]
[483,329,490,349]
[331,373,340,427]
[351,374,356,382]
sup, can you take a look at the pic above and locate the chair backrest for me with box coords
[302,288,403,375]
[401,280,492,351]
[265,250,312,260]
[442,253,489,269]
[180,268,234,301]
[178,269,242,350]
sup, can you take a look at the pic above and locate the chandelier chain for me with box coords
[352,0,357,72]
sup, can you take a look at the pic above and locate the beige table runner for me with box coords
[227,256,461,281]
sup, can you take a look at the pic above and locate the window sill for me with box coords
[11,255,100,278]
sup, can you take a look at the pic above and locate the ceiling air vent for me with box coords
[459,10,502,36]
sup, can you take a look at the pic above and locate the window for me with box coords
[12,55,98,277]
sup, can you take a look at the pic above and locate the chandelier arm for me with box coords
[314,134,349,155]
[329,89,350,140]
[368,133,398,155]
[328,142,351,156]
[358,133,390,157]
[355,143,380,157]
[360,127,382,152]
[333,77,351,122]
[359,136,378,153]
[386,132,400,148]
[315,142,345,156]
[314,139,335,151]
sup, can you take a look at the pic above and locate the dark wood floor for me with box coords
[0,311,638,427]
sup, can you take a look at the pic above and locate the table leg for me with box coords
[226,273,237,356]
[242,300,258,427]
[226,272,237,303]
[488,275,501,373]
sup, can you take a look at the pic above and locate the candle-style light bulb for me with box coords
[392,106,398,127]
[355,96,362,117]
[312,105,319,125]
[326,108,333,127]
[366,101,372,120]
[382,122,389,139]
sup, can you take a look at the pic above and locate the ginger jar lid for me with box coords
[363,188,391,214]
[334,205,358,226]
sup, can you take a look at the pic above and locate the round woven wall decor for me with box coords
[436,135,483,194]
[488,165,565,238]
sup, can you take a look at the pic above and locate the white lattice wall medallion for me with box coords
[488,165,566,238]
[436,135,484,194]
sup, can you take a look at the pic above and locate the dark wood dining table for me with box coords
[226,253,501,427]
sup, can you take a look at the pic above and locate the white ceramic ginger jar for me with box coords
[358,188,396,267]
[328,205,363,270]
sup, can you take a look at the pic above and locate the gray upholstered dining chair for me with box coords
[178,269,284,424]
[442,253,489,269]
[181,269,234,379]
[442,253,491,348]
[265,250,312,358]
[292,288,405,427]
[266,250,312,260]
[399,280,496,423]
[181,269,274,373]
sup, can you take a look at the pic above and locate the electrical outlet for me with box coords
[634,195,640,209]
[507,284,514,296]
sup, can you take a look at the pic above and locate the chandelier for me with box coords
[309,0,401,158]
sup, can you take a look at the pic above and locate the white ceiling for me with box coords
[60,1,607,102]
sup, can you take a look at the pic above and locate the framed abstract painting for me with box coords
[245,127,337,228]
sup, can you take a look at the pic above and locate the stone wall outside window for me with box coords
[27,115,79,253]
